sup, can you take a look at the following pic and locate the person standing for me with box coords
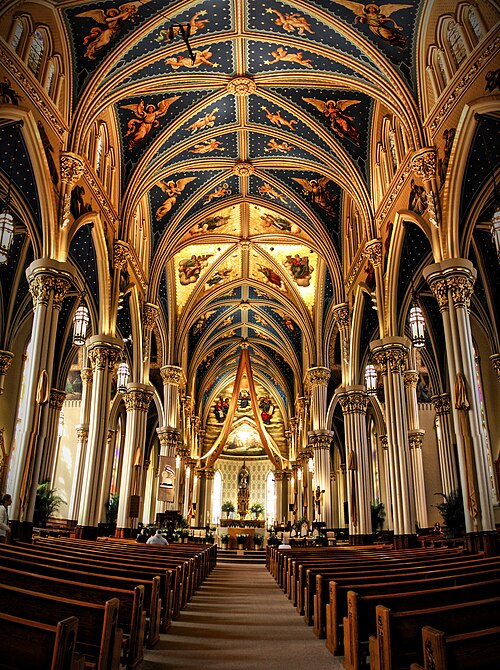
[0,494,12,544]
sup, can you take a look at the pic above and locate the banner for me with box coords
[157,455,176,502]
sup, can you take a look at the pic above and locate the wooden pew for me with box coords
[343,579,500,670]
[0,583,121,670]
[324,559,500,655]
[0,612,79,670]
[0,545,163,648]
[0,564,145,670]
[410,624,500,670]
[368,597,500,670]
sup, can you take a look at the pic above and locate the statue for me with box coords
[314,486,325,520]
[237,463,250,518]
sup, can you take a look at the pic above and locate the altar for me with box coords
[219,518,265,528]
[227,526,256,549]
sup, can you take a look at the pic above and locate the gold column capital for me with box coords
[49,388,66,411]
[431,393,451,414]
[160,365,184,386]
[124,386,153,412]
[410,147,437,181]
[490,354,500,381]
[143,303,160,330]
[307,367,331,387]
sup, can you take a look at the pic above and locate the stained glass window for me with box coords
[27,30,44,76]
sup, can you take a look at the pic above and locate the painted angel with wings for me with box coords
[292,177,336,214]
[155,177,196,220]
[121,97,179,150]
[330,2,411,49]
[77,2,148,60]
[303,97,361,144]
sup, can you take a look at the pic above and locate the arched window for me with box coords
[436,51,448,87]
[447,21,467,67]
[45,60,55,94]
[95,128,104,176]
[211,470,222,524]
[266,471,276,524]
[10,18,24,53]
[468,6,484,42]
[388,129,398,172]
[27,30,44,76]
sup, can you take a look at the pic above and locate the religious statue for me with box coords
[237,463,250,518]
[314,486,325,520]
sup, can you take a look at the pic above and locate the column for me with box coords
[339,388,372,541]
[204,467,215,525]
[116,384,153,535]
[160,365,183,430]
[410,148,441,255]
[333,303,350,383]
[40,389,66,484]
[432,393,459,495]
[67,367,92,522]
[379,435,394,530]
[11,260,73,527]
[291,461,301,522]
[274,470,284,524]
[77,336,122,536]
[157,427,180,512]
[404,369,428,528]
[372,338,416,542]
[309,430,334,527]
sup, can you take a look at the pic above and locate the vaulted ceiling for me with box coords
[62,0,425,447]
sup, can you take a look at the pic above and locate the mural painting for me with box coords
[330,1,410,49]
[292,177,336,214]
[121,97,179,150]
[178,253,212,285]
[264,46,314,68]
[261,107,298,131]
[155,177,196,220]
[283,254,314,287]
[265,8,314,35]
[303,97,361,144]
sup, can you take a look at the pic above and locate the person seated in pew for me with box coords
[0,494,12,544]
[147,529,169,545]
[278,537,291,550]
[136,528,149,543]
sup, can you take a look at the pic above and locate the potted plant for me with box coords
[433,489,465,538]
[34,481,66,528]
[254,533,264,550]
[250,502,265,519]
[220,533,229,548]
[236,533,247,549]
[221,501,235,518]
[267,532,279,547]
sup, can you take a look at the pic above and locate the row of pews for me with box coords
[0,535,217,669]
[267,544,500,669]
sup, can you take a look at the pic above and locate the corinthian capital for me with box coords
[310,430,334,450]
[333,303,350,329]
[49,389,66,411]
[0,351,14,376]
[160,365,183,386]
[52,277,72,310]
[447,275,474,311]
[143,303,160,330]
[490,354,500,381]
[404,370,419,388]
[365,240,383,267]
[88,343,121,371]
[432,393,451,414]
[338,391,368,414]
[372,340,408,375]
[113,241,129,270]
[410,148,437,182]
[307,367,331,387]
[124,387,153,412]
[408,430,425,450]
[29,274,54,307]
[428,278,448,311]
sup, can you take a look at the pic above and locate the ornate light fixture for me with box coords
[0,121,23,264]
[365,363,378,394]
[116,359,130,393]
[409,294,426,348]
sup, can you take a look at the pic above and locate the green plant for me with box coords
[254,533,264,546]
[236,533,247,545]
[35,481,66,528]
[250,502,265,516]
[433,489,465,538]
[267,532,280,547]
[221,500,235,514]
[105,493,119,525]
[370,499,386,532]
[221,533,229,545]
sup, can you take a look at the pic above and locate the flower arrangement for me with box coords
[236,533,247,546]
[221,533,229,545]
[250,502,265,517]
[221,501,235,514]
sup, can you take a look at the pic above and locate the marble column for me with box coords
[424,260,495,534]
[404,368,428,528]
[204,467,215,525]
[274,469,284,524]
[432,393,459,496]
[77,336,122,534]
[116,384,153,533]
[160,365,183,430]
[309,430,334,526]
[68,367,93,522]
[11,260,73,525]
[156,427,180,513]
[339,388,372,540]
[40,388,66,484]
[372,338,416,541]
[380,435,393,530]
[333,303,350,383]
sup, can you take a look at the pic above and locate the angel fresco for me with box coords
[178,253,212,285]
[264,46,313,68]
[165,48,219,69]
[189,139,224,154]
[265,8,314,35]
[258,264,283,288]
[155,177,196,220]
[258,183,287,203]
[155,10,208,43]
[188,108,219,133]
[189,213,231,235]
[330,2,411,50]
[77,2,147,60]
[264,139,294,153]
[206,268,232,286]
[205,183,231,204]
[259,395,275,425]
[284,254,314,287]
[303,97,361,144]
[121,97,179,150]
[260,213,301,234]
[292,177,336,214]
[262,107,298,131]
[282,315,296,332]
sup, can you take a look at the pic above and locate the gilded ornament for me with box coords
[404,371,419,387]
[274,470,285,481]
[380,435,389,450]
[408,431,424,450]
[338,392,368,414]
[233,161,255,176]
[88,344,121,371]
[410,149,437,181]
[52,277,71,309]
[311,431,333,449]
[365,240,382,267]
[49,389,66,411]
[143,303,159,330]
[333,305,350,329]
[489,354,500,381]
[160,365,183,385]
[307,367,331,387]
[428,278,448,311]
[81,368,93,384]
[76,426,89,441]
[432,393,451,414]
[386,348,407,374]
[29,274,54,306]
[205,467,215,480]
[227,77,257,96]
[113,241,129,270]
[0,351,14,376]
[60,154,85,185]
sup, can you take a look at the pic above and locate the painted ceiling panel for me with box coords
[248,130,327,167]
[157,130,240,169]
[182,204,242,240]
[188,304,232,356]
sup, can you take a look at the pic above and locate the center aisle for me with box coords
[142,561,344,669]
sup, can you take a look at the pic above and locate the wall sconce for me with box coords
[365,363,378,394]
[409,295,426,348]
[116,359,130,393]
